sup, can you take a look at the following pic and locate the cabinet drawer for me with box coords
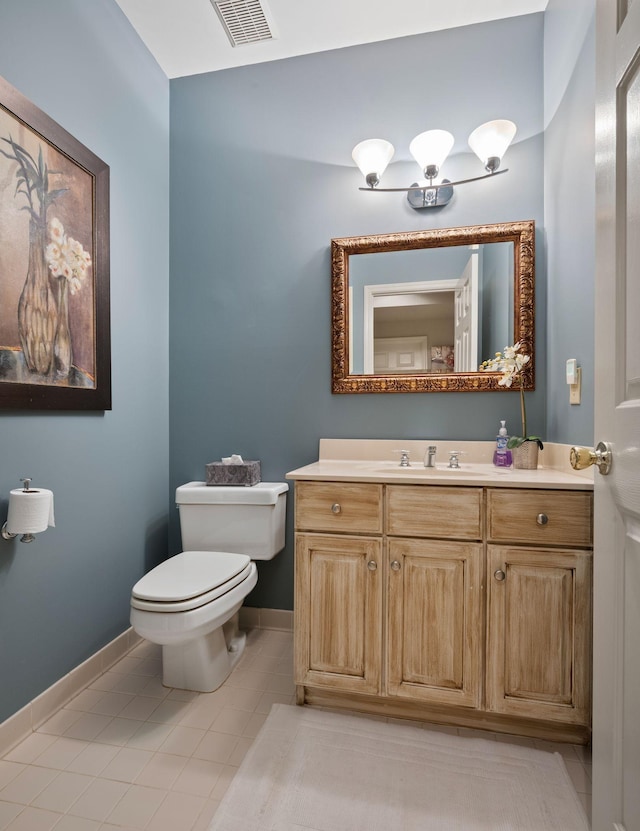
[386,486,483,540]
[487,489,593,547]
[295,482,383,534]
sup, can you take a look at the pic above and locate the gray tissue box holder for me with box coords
[206,460,261,487]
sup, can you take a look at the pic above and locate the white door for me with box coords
[454,250,479,372]
[592,1,640,829]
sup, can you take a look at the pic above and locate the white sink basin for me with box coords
[370,463,491,477]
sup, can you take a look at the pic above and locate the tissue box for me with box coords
[205,460,261,487]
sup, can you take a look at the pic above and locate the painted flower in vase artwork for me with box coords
[46,218,91,294]
[480,342,544,450]
[45,217,91,377]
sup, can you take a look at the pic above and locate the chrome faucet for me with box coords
[398,450,411,467]
[448,451,461,469]
[424,446,437,468]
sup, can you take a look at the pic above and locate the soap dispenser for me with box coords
[493,420,513,467]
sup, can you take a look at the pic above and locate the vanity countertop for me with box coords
[286,439,594,491]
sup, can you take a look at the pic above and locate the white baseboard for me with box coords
[239,606,293,632]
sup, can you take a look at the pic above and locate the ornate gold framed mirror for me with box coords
[331,220,534,393]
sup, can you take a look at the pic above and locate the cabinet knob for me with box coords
[494,568,506,582]
[536,513,548,526]
[367,560,377,571]
[331,503,341,514]
[391,560,401,572]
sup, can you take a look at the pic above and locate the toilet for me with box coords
[130,480,288,692]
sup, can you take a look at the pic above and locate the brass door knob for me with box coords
[494,569,506,581]
[331,503,341,514]
[367,560,378,571]
[570,442,612,475]
[391,560,401,571]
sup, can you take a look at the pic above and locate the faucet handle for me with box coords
[395,450,411,467]
[448,450,463,468]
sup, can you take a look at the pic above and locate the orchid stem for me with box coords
[520,378,527,438]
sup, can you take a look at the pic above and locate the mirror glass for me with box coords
[331,221,534,393]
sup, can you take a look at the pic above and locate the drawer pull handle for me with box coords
[494,569,506,582]
[367,560,377,571]
[536,513,549,526]
[331,503,341,514]
[391,560,401,572]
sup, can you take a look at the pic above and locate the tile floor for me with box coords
[0,627,592,830]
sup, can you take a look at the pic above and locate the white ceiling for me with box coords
[114,0,548,79]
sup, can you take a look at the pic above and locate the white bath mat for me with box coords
[209,704,589,831]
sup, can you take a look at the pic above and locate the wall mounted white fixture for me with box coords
[2,478,55,543]
[352,120,516,210]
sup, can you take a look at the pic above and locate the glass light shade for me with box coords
[468,119,517,165]
[409,130,454,171]
[351,139,395,179]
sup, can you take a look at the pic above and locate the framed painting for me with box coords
[0,74,110,410]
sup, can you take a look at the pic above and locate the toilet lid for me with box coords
[132,550,251,603]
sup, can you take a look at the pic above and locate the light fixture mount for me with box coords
[352,120,516,210]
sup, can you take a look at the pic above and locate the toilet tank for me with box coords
[176,481,288,560]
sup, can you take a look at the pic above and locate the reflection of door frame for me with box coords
[363,279,459,374]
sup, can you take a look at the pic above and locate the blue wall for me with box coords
[169,14,546,611]
[544,0,595,444]
[0,0,170,721]
[0,1,596,722]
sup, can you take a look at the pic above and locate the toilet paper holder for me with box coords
[2,478,37,543]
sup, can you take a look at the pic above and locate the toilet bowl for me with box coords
[130,481,288,692]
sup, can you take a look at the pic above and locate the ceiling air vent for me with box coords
[212,0,277,47]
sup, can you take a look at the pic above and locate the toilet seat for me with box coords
[131,550,252,613]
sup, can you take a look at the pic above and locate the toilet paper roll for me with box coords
[6,488,55,535]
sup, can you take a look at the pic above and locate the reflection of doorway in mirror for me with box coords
[454,247,480,372]
[363,251,480,374]
[364,279,456,374]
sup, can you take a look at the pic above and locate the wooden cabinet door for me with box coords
[294,533,382,695]
[387,538,483,708]
[486,545,592,726]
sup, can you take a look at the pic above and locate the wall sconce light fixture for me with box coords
[352,120,516,210]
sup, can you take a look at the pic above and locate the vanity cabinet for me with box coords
[293,480,593,742]
[294,482,384,695]
[485,488,593,727]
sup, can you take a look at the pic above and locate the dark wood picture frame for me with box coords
[0,74,110,410]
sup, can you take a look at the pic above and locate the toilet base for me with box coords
[161,612,246,692]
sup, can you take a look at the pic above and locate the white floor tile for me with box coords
[32,738,89,771]
[62,715,113,743]
[0,628,591,831]
[3,734,56,765]
[104,783,165,828]
[0,764,26,792]
[158,726,207,758]
[172,758,224,797]
[65,744,119,777]
[147,790,206,831]
[98,747,154,783]
[192,732,238,765]
[31,771,92,813]
[4,806,62,831]
[0,801,22,830]
[134,752,188,790]
[51,815,101,830]
[67,779,128,822]
[0,766,58,805]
